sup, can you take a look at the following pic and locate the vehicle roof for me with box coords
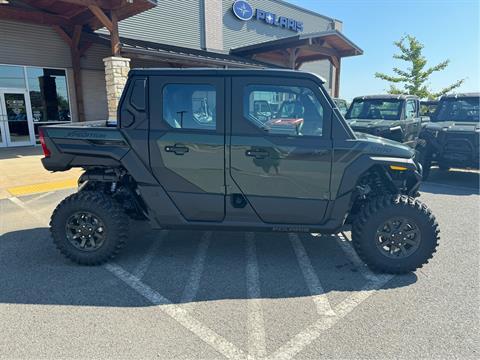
[440,92,480,99]
[129,68,326,83]
[352,94,419,100]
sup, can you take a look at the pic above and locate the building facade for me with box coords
[0,0,361,148]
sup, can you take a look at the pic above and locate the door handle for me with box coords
[246,149,269,159]
[165,144,189,155]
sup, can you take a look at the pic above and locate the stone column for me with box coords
[103,56,131,120]
[203,0,223,51]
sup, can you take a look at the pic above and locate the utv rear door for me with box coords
[229,76,332,224]
[149,76,225,222]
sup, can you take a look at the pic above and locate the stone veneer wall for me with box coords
[103,56,131,120]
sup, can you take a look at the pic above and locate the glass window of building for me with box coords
[0,65,26,88]
[26,68,71,123]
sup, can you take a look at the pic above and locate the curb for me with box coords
[6,178,78,197]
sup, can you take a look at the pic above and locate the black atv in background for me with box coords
[420,100,439,120]
[417,93,480,179]
[345,95,422,148]
[333,98,349,116]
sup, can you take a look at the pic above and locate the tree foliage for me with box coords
[375,35,464,99]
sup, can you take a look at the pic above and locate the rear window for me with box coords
[434,97,480,122]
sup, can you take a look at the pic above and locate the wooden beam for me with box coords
[71,46,86,122]
[0,6,70,26]
[52,25,73,47]
[88,4,113,31]
[56,0,114,7]
[52,24,87,122]
[110,9,121,56]
[333,57,341,98]
[72,24,82,48]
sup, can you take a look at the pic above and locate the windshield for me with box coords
[433,97,480,122]
[420,103,438,117]
[346,99,403,120]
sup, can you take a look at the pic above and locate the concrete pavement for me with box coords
[0,147,81,199]
[0,169,478,359]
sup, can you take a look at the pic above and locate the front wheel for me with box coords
[50,191,129,265]
[352,195,439,274]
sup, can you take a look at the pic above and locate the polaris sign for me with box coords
[232,0,304,33]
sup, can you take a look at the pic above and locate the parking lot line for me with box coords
[181,231,212,303]
[132,230,168,279]
[105,262,251,360]
[289,233,336,317]
[335,233,378,282]
[246,232,267,359]
[7,178,77,197]
[8,196,48,226]
[268,237,394,360]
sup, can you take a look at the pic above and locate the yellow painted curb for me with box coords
[7,178,78,197]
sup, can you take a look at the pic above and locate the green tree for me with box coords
[375,35,465,99]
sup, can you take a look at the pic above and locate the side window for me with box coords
[406,100,416,119]
[130,79,146,111]
[243,85,324,137]
[163,84,216,130]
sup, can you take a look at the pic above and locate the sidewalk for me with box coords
[0,146,82,199]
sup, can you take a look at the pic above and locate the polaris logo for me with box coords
[231,0,304,32]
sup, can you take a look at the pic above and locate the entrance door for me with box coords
[0,90,35,147]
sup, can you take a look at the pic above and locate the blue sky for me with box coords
[289,0,480,100]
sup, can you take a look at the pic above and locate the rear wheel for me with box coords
[50,191,129,265]
[352,195,439,274]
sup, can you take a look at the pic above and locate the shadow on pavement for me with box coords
[0,226,417,307]
[421,168,479,195]
[0,146,42,160]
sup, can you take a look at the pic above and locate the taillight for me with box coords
[38,128,51,157]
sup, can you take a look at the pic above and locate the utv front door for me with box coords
[149,76,225,221]
[404,99,421,146]
[229,77,332,224]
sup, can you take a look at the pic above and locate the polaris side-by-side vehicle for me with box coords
[416,93,480,179]
[40,69,440,274]
[345,95,423,147]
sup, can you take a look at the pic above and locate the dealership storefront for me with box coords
[0,0,362,148]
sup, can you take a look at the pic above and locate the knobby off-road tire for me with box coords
[50,191,129,265]
[352,195,439,274]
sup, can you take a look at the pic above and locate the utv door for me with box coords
[149,76,225,221]
[229,76,332,224]
[404,99,421,146]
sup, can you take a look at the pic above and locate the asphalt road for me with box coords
[0,168,478,359]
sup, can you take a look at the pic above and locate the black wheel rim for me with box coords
[65,211,106,252]
[375,217,421,259]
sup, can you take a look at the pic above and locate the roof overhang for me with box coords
[230,30,363,69]
[0,0,156,31]
[87,33,276,69]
